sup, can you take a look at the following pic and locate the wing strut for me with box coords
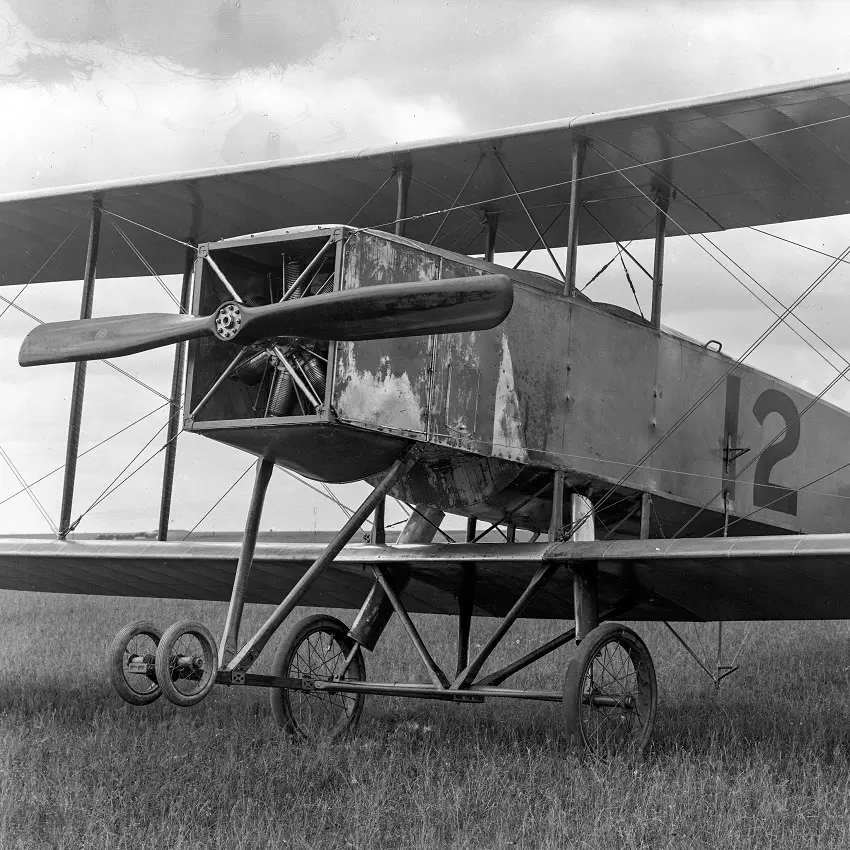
[59,202,101,539]
[565,138,587,296]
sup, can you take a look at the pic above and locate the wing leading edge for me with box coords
[4,534,850,622]
[3,72,850,287]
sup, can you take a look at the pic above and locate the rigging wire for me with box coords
[578,137,850,390]
[99,207,196,249]
[0,293,170,402]
[571,149,850,537]
[12,107,850,539]
[0,214,88,323]
[705,449,850,538]
[0,403,168,509]
[698,231,850,376]
[346,171,396,227]
[181,461,255,540]
[617,248,645,320]
[559,143,850,539]
[430,153,485,243]
[370,110,850,235]
[581,205,654,282]
[0,443,59,536]
[333,414,850,506]
[511,204,569,270]
[671,354,850,538]
[68,419,173,532]
[747,225,850,268]
[108,218,184,312]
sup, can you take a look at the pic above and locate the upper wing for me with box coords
[3,72,850,287]
[4,533,850,622]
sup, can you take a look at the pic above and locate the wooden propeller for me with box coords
[19,275,513,367]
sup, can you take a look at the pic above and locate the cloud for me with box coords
[6,0,341,76]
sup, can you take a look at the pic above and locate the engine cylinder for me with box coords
[301,353,326,400]
[231,350,269,386]
[268,367,295,416]
[283,256,305,299]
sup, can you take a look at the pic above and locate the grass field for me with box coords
[2,591,850,849]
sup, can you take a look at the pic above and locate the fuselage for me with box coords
[185,225,850,539]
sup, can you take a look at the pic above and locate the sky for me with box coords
[3,0,850,535]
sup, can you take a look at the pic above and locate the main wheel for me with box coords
[155,620,218,707]
[563,622,657,756]
[269,614,365,741]
[108,621,162,706]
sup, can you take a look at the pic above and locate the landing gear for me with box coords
[155,620,218,708]
[108,620,162,706]
[562,622,657,756]
[269,614,366,741]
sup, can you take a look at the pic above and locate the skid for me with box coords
[214,670,560,703]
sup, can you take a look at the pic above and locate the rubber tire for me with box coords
[108,621,163,706]
[155,620,219,708]
[563,622,657,756]
[269,614,365,741]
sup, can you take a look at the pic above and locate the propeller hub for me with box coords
[214,302,243,341]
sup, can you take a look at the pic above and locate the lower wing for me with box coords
[3,534,850,622]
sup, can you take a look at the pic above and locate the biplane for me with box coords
[4,72,850,755]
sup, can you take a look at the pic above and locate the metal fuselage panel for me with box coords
[185,227,850,536]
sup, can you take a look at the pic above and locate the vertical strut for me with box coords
[370,498,386,544]
[452,562,559,689]
[395,160,411,237]
[219,457,275,665]
[570,494,598,642]
[227,451,417,672]
[59,203,101,539]
[157,244,195,541]
[651,190,670,329]
[640,492,651,539]
[565,139,586,297]
[456,564,476,676]
[548,469,564,541]
[349,505,444,651]
[483,211,499,262]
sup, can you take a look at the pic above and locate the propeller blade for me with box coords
[19,274,513,367]
[19,312,215,367]
[237,274,514,343]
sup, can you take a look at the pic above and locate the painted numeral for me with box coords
[752,389,799,515]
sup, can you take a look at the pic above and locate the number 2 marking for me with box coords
[751,389,800,515]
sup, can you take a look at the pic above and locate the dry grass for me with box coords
[1,591,850,849]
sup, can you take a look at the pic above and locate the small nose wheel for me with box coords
[155,621,219,707]
[108,621,163,706]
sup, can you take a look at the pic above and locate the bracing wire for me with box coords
[671,354,850,539]
[0,443,59,536]
[558,143,850,539]
[68,419,174,532]
[99,207,196,249]
[0,403,168,509]
[0,214,88,323]
[13,104,850,541]
[0,293,169,402]
[108,218,184,312]
[370,110,850,234]
[182,462,256,540]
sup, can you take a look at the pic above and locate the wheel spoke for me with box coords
[271,617,365,741]
[568,626,657,756]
